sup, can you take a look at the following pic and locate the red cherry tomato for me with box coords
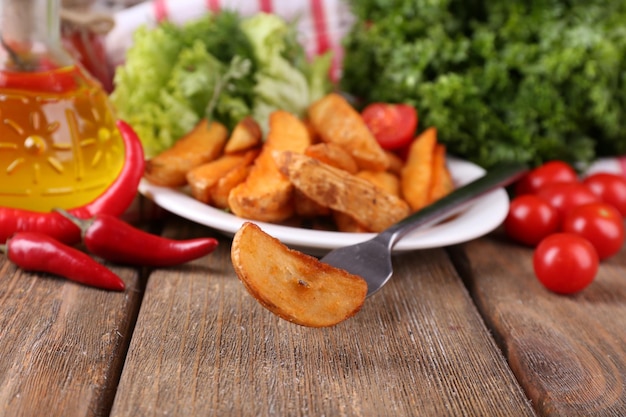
[515,161,578,195]
[533,233,598,294]
[536,182,599,218]
[562,202,625,260]
[582,172,626,217]
[362,103,417,150]
[504,195,560,246]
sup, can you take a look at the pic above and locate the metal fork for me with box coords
[320,163,528,297]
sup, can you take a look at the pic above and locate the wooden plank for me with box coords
[111,218,535,417]
[0,254,143,417]
[450,229,626,416]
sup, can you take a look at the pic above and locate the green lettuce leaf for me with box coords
[111,11,332,157]
[241,13,332,133]
[111,12,256,157]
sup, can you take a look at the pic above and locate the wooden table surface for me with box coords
[1,206,625,417]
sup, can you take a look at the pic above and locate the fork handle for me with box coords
[383,162,529,247]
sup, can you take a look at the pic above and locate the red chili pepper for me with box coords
[0,120,145,245]
[1,232,125,291]
[56,209,219,267]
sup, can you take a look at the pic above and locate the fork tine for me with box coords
[321,235,394,296]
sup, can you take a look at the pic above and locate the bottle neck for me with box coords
[0,0,73,71]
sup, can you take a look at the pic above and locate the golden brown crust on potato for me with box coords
[231,222,368,327]
[141,93,456,234]
[428,144,454,202]
[385,150,405,176]
[332,211,371,233]
[211,165,252,210]
[274,151,410,232]
[356,170,401,197]
[293,189,331,218]
[401,127,437,211]
[144,119,228,187]
[304,142,359,174]
[308,93,389,172]
[186,149,259,204]
[228,111,312,222]
[224,116,263,154]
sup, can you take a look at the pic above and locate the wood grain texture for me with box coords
[110,218,535,417]
[0,255,143,417]
[450,228,626,416]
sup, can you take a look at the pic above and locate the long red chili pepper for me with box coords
[0,232,125,291]
[0,120,145,245]
[56,209,219,267]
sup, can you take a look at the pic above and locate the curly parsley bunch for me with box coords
[341,0,626,169]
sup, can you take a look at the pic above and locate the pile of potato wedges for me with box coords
[144,92,454,233]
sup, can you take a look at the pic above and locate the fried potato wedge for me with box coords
[228,111,312,222]
[333,167,400,233]
[333,211,370,233]
[401,127,437,211]
[274,151,410,232]
[228,149,294,222]
[305,142,359,174]
[428,144,454,203]
[144,119,228,187]
[308,93,389,172]
[294,189,331,218]
[211,165,251,210]
[231,222,368,327]
[357,170,401,197]
[224,116,263,154]
[385,150,405,176]
[186,149,259,204]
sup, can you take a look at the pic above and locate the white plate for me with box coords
[138,157,510,254]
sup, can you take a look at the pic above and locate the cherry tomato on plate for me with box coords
[562,202,625,260]
[362,103,417,150]
[504,195,560,246]
[536,182,599,218]
[515,160,578,195]
[582,172,626,217]
[533,233,599,294]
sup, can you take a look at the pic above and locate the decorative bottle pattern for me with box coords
[0,67,124,212]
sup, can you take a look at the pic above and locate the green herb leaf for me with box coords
[341,0,626,168]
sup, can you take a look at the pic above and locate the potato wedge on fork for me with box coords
[231,222,368,327]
